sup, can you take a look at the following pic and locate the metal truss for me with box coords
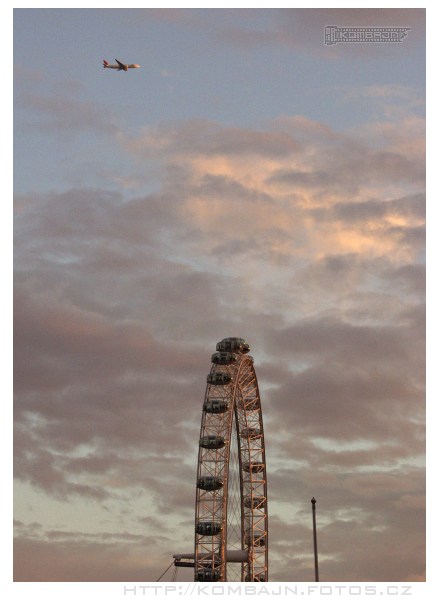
[194,339,268,582]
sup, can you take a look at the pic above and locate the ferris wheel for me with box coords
[174,337,268,582]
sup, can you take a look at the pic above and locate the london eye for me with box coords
[174,337,268,582]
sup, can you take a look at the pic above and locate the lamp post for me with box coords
[311,497,319,582]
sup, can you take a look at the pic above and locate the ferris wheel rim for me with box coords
[194,339,268,582]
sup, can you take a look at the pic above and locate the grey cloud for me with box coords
[259,308,424,452]
[266,315,422,366]
[267,464,425,581]
[142,8,425,55]
[16,91,118,135]
[384,263,425,295]
[268,365,422,434]
[14,106,424,581]
[269,151,425,195]
[342,150,425,185]
[269,168,336,189]
[14,533,173,581]
[14,430,111,502]
[217,8,425,61]
[124,119,301,160]
[331,193,425,223]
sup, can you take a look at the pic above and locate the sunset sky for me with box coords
[13,8,426,583]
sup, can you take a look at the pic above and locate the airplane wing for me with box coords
[115,59,127,69]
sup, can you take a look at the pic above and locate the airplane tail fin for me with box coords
[103,60,109,68]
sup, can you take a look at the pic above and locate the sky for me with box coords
[12,7,426,584]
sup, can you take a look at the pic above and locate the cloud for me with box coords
[118,116,424,274]
[267,464,425,582]
[14,104,424,580]
[216,8,425,58]
[141,8,425,55]
[121,119,301,162]
[15,89,118,135]
[14,525,176,582]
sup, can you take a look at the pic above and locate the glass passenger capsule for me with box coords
[245,533,266,547]
[244,496,266,509]
[196,568,220,582]
[196,522,223,536]
[243,462,265,473]
[203,399,229,414]
[211,352,238,365]
[199,435,225,449]
[197,476,223,491]
[246,572,266,582]
[207,372,232,385]
[240,427,261,438]
[216,337,250,354]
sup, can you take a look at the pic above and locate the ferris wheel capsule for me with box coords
[196,522,223,536]
[199,435,226,449]
[196,567,221,582]
[197,476,223,491]
[242,462,265,473]
[216,337,250,354]
[211,352,238,365]
[203,399,229,414]
[206,372,233,385]
[244,496,266,510]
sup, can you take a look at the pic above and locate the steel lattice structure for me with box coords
[193,338,268,582]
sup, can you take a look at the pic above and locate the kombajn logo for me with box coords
[324,25,411,46]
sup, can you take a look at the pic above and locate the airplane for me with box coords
[103,59,141,71]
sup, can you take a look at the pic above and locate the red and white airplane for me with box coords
[103,59,141,71]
